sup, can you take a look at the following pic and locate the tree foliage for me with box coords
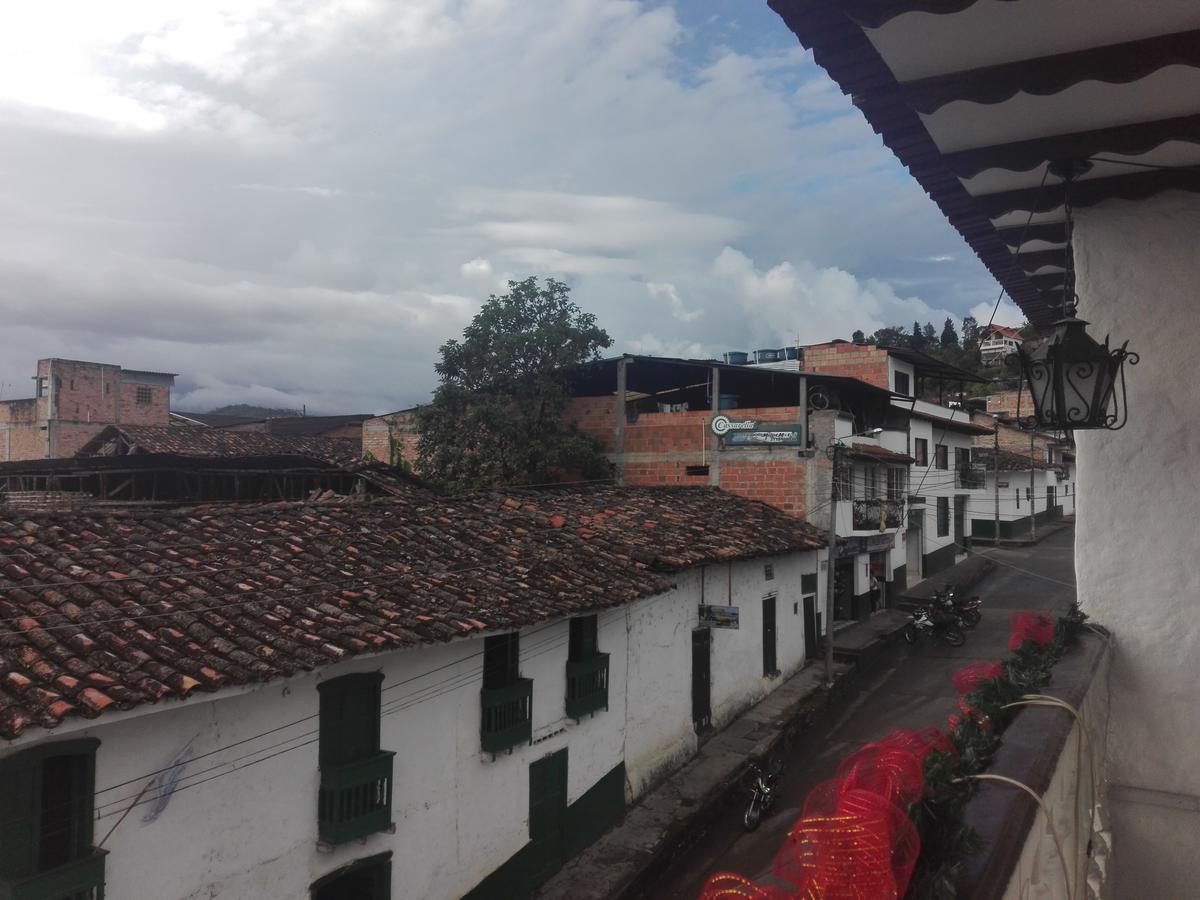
[852,329,866,344]
[415,277,614,491]
[940,317,959,348]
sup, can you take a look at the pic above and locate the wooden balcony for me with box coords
[565,653,610,720]
[852,498,903,530]
[481,678,533,754]
[0,850,107,900]
[317,751,395,845]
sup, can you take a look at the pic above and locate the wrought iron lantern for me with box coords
[1013,160,1138,431]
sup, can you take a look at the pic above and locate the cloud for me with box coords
[646,281,703,322]
[0,0,1000,413]
[969,297,1026,328]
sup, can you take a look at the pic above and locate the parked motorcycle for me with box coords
[933,584,983,629]
[742,761,780,831]
[904,604,966,647]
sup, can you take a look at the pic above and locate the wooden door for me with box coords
[691,628,712,732]
[762,596,778,676]
[528,749,568,884]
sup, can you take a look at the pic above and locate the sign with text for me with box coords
[711,415,803,447]
[699,604,740,629]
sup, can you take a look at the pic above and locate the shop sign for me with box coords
[711,415,803,447]
[699,604,740,629]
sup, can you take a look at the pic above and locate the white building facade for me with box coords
[0,549,824,900]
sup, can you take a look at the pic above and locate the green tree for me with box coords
[961,315,980,350]
[911,320,925,348]
[415,277,614,491]
[851,329,866,344]
[872,325,905,347]
[922,322,938,344]
[940,317,959,347]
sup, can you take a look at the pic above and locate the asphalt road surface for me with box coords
[640,526,1078,899]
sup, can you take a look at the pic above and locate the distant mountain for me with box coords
[206,404,302,418]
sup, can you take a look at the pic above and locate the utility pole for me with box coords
[824,442,840,687]
[1030,429,1037,542]
[992,422,1000,547]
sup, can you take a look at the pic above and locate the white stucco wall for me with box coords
[1073,190,1200,883]
[0,551,820,900]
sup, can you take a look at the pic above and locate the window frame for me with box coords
[893,371,911,397]
[913,438,928,467]
[318,672,383,767]
[936,497,950,537]
[135,385,153,405]
[886,467,905,501]
[483,632,521,689]
[0,738,100,881]
[935,444,949,470]
[568,616,599,662]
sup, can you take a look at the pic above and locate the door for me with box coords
[691,627,712,732]
[762,595,778,676]
[528,749,568,884]
[802,595,818,660]
[953,496,966,547]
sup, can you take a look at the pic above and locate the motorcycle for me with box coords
[933,584,982,629]
[742,761,779,831]
[904,603,966,647]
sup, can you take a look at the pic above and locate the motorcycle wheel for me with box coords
[941,625,966,647]
[962,609,982,628]
[903,624,918,645]
[744,798,762,832]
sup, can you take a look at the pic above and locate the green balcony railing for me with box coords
[317,751,395,846]
[566,653,610,720]
[481,678,533,754]
[0,850,107,900]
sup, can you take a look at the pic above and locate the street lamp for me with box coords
[823,427,883,686]
[1014,160,1138,431]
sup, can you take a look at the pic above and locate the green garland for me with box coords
[907,604,1088,899]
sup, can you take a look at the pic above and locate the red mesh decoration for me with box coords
[773,790,921,899]
[946,713,961,732]
[1009,611,1056,650]
[835,747,925,808]
[698,872,790,900]
[953,662,1004,696]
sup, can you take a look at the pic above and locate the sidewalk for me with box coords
[535,662,845,900]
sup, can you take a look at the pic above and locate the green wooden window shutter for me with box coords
[568,616,598,662]
[483,633,520,689]
[0,738,99,879]
[319,673,383,767]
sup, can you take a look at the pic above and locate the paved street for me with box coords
[638,526,1077,899]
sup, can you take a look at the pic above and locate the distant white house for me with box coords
[979,325,1024,364]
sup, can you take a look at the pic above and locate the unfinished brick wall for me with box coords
[986,389,1034,417]
[970,412,1055,458]
[565,396,618,453]
[575,402,810,516]
[0,400,44,461]
[362,412,420,465]
[801,342,891,390]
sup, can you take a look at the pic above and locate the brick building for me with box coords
[0,359,175,461]
[567,354,912,620]
[362,408,419,466]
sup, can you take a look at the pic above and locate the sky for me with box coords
[0,0,1024,414]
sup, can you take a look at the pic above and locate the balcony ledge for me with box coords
[957,630,1112,899]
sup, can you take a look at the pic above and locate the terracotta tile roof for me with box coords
[972,448,1054,472]
[847,443,914,465]
[0,486,823,738]
[77,424,359,464]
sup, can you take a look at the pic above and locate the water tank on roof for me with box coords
[723,351,749,365]
[754,349,782,363]
[784,347,800,360]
